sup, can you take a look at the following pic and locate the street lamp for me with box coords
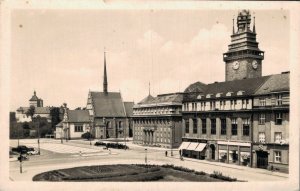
[145,148,147,165]
[37,120,40,155]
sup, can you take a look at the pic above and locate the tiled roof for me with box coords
[138,94,155,104]
[17,107,51,114]
[91,92,126,117]
[184,76,270,101]
[124,102,134,117]
[67,110,90,123]
[254,73,289,95]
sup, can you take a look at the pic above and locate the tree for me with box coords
[50,107,62,129]
[26,105,35,120]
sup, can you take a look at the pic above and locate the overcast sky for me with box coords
[10,9,289,110]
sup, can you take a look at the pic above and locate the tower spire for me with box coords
[34,90,36,96]
[253,16,256,33]
[148,81,151,95]
[232,18,235,34]
[103,50,108,94]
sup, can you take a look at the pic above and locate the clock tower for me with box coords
[223,10,264,81]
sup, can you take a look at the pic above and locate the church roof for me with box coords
[184,81,207,93]
[254,73,289,95]
[184,75,270,101]
[124,102,134,117]
[67,110,90,123]
[90,92,126,117]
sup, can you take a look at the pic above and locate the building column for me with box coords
[143,130,146,144]
[153,131,156,145]
[238,145,241,165]
[216,144,219,161]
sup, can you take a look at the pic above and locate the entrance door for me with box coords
[256,151,268,169]
[210,145,215,160]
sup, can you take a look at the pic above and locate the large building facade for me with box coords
[181,10,289,172]
[133,93,183,148]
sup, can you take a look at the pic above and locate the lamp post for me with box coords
[145,148,147,164]
[37,120,40,155]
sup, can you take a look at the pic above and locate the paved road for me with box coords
[9,139,289,182]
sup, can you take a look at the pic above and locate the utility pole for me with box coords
[37,120,40,155]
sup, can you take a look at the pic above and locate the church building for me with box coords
[86,52,134,139]
[180,10,289,172]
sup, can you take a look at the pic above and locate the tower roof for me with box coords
[29,90,39,101]
[103,51,108,93]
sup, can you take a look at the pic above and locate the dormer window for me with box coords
[216,93,223,98]
[237,91,245,96]
[197,95,203,99]
[226,92,233,97]
[206,94,212,98]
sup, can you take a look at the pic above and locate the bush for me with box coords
[209,171,237,182]
[94,142,129,149]
[81,132,94,140]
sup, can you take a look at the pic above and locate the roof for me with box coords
[184,76,270,101]
[29,95,39,101]
[124,102,134,117]
[254,73,290,95]
[67,110,90,123]
[56,121,63,127]
[184,81,207,93]
[17,107,51,114]
[90,92,126,117]
[136,93,183,107]
[138,94,155,104]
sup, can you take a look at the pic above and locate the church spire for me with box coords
[34,90,36,96]
[103,50,108,94]
[253,16,256,33]
[148,81,151,95]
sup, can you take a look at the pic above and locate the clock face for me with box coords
[232,61,239,70]
[252,60,258,69]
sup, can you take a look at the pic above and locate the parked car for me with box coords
[27,150,39,155]
[11,145,34,154]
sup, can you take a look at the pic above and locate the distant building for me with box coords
[86,52,134,139]
[16,91,51,122]
[180,10,289,172]
[133,92,183,148]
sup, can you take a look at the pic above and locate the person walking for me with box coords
[179,149,182,156]
[165,150,168,157]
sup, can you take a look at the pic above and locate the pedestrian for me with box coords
[179,149,182,156]
[165,150,168,157]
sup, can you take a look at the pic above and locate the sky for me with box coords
[10,9,289,110]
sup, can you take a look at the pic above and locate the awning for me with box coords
[178,142,191,150]
[186,142,199,150]
[194,143,207,152]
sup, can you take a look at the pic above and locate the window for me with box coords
[75,125,83,132]
[274,151,282,163]
[275,113,283,125]
[274,132,282,143]
[258,132,265,143]
[193,118,197,134]
[242,118,250,136]
[210,101,216,110]
[259,113,266,125]
[231,118,237,135]
[259,98,266,106]
[185,119,189,134]
[221,119,227,135]
[276,94,282,106]
[202,118,206,134]
[210,119,216,135]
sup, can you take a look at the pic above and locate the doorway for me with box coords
[256,151,268,169]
